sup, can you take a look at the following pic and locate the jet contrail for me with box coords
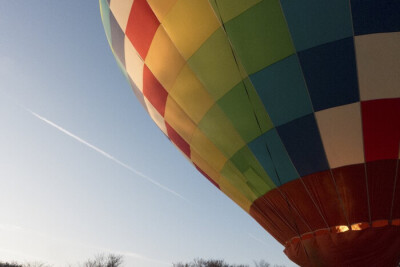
[248,233,268,246]
[25,108,186,201]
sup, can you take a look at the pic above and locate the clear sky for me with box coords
[0,2,295,266]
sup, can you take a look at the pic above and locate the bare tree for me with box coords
[254,260,270,267]
[173,258,249,267]
[83,254,123,267]
[24,262,52,267]
[0,263,23,267]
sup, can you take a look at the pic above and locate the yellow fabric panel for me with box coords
[219,176,252,213]
[220,161,258,202]
[170,64,214,124]
[162,0,220,59]
[164,96,196,142]
[355,32,400,101]
[191,150,220,185]
[144,99,168,135]
[145,26,185,91]
[110,0,134,31]
[199,105,246,158]
[147,0,178,22]
[124,37,144,92]
[190,128,228,172]
[315,103,364,169]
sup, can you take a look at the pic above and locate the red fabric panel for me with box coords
[250,189,300,244]
[285,225,400,267]
[362,98,400,162]
[332,164,369,224]
[125,0,160,59]
[194,164,219,189]
[280,179,328,231]
[143,66,168,116]
[392,160,400,220]
[165,123,190,157]
[301,170,348,227]
[366,159,397,221]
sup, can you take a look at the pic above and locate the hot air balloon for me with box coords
[99,0,400,266]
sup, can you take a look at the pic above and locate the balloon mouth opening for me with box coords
[284,220,400,266]
[285,218,400,246]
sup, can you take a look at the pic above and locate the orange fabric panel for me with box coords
[250,189,300,244]
[301,170,348,227]
[280,179,328,231]
[332,164,370,224]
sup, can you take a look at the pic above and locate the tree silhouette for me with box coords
[82,254,123,267]
[173,258,249,267]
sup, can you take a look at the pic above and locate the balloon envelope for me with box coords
[100,0,400,266]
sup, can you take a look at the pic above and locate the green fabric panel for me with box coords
[218,81,269,143]
[244,78,274,133]
[230,146,276,192]
[243,168,271,196]
[209,0,262,23]
[188,28,243,100]
[220,161,261,200]
[224,0,295,74]
[198,104,245,158]
[99,0,112,46]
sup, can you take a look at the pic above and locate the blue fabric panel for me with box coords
[280,0,353,51]
[110,11,125,67]
[351,0,400,35]
[249,129,299,186]
[298,37,359,111]
[277,114,329,176]
[249,55,313,126]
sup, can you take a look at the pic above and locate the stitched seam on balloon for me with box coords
[347,0,372,225]
[109,4,234,194]
[277,0,350,230]
[149,3,279,201]
[264,143,314,234]
[389,143,400,221]
[209,1,315,234]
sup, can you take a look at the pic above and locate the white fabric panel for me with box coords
[124,36,144,92]
[316,103,364,168]
[356,32,400,101]
[110,0,134,32]
[144,98,168,135]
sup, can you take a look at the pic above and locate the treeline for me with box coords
[0,255,286,267]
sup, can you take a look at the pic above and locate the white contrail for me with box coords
[248,233,268,246]
[112,250,171,265]
[25,108,186,201]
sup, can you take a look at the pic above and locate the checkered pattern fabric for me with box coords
[100,1,400,264]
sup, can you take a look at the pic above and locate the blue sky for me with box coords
[0,2,294,266]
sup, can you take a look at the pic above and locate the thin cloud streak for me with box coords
[112,250,170,265]
[26,108,186,201]
[248,233,269,246]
